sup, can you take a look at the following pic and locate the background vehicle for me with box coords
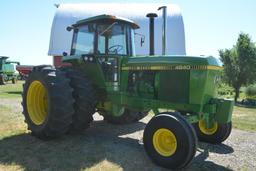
[0,56,19,85]
[16,65,34,80]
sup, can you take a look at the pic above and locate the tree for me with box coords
[219,33,256,102]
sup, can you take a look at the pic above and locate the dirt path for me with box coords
[0,98,255,170]
[0,98,22,113]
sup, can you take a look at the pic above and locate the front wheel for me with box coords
[143,112,197,169]
[193,120,232,144]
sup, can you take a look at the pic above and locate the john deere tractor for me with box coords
[0,56,19,85]
[22,12,234,169]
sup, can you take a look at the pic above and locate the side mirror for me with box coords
[135,33,145,47]
[141,37,145,47]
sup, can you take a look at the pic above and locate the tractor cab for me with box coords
[0,57,9,71]
[69,14,139,57]
[65,15,140,88]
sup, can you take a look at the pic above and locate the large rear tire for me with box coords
[104,109,149,124]
[193,120,232,144]
[22,66,74,139]
[64,68,97,132]
[143,112,197,169]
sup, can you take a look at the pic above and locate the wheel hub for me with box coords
[26,81,48,125]
[199,119,218,135]
[153,128,177,157]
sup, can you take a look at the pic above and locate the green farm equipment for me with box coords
[21,12,234,169]
[0,56,19,85]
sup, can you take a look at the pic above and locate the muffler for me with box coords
[146,13,158,55]
[158,6,167,55]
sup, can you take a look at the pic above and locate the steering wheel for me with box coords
[108,45,123,54]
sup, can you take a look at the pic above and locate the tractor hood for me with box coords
[121,55,222,109]
[122,56,222,71]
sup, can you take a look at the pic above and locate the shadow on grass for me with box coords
[0,120,234,171]
[6,91,22,95]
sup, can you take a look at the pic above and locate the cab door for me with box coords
[96,23,130,92]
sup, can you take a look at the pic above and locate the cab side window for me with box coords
[72,25,95,55]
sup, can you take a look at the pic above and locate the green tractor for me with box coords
[0,56,19,85]
[21,14,234,169]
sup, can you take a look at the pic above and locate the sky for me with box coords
[0,0,255,65]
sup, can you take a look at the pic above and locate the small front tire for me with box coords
[193,120,232,144]
[143,112,197,169]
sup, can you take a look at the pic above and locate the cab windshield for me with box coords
[97,24,128,55]
[71,23,135,56]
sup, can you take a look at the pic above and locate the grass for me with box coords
[232,106,256,131]
[0,104,26,139]
[0,82,23,98]
[0,82,255,170]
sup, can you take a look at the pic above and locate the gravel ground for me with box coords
[1,98,256,171]
[92,114,256,171]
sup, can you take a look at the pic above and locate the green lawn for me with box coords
[232,106,256,131]
[0,104,26,139]
[0,82,23,98]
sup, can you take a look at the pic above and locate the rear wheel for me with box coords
[22,66,74,139]
[104,109,149,124]
[12,77,17,84]
[64,68,97,132]
[193,119,232,144]
[143,112,197,169]
[0,74,5,85]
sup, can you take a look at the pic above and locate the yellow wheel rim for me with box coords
[153,128,177,157]
[199,119,218,135]
[26,81,48,125]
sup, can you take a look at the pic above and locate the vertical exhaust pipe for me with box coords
[158,6,167,55]
[146,13,158,56]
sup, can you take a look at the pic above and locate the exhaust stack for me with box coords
[158,6,167,55]
[146,13,158,55]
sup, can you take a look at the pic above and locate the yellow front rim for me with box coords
[199,119,218,135]
[26,81,48,125]
[153,128,177,157]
